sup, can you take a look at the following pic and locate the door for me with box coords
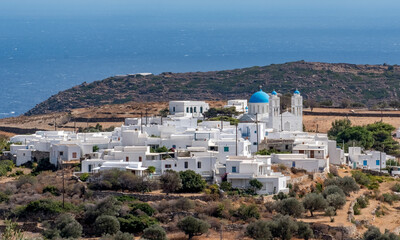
[310,151,314,158]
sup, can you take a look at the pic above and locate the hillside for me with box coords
[26,61,400,116]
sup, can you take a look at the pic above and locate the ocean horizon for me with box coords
[1,0,400,117]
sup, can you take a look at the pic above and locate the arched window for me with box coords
[197,162,202,169]
[190,107,193,113]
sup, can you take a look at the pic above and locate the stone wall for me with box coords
[93,191,210,202]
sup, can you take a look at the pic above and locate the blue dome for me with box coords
[294,89,300,94]
[249,90,269,103]
[271,90,277,95]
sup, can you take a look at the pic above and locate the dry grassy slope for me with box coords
[25,61,400,116]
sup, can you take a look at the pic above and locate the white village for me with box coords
[7,88,393,195]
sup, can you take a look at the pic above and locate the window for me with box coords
[232,166,237,173]
[253,142,257,145]
[292,161,296,167]
[363,160,367,166]
[184,162,188,169]
[197,162,202,168]
[173,107,175,112]
[59,151,64,156]
[72,152,77,158]
[165,164,171,169]
[200,107,203,113]
[88,164,92,172]
[254,131,257,133]
[186,107,189,113]
[126,157,129,162]
[139,156,142,162]
[23,153,25,156]
[285,145,289,150]
[190,107,193,113]
[194,107,197,112]
[376,160,380,166]
[224,147,229,152]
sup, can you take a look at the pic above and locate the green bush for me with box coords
[179,170,206,193]
[17,199,75,219]
[16,175,37,188]
[356,196,369,208]
[0,191,9,203]
[130,202,155,216]
[84,196,121,223]
[352,171,371,186]
[142,225,168,240]
[353,202,361,215]
[246,220,272,240]
[235,204,260,220]
[322,185,345,198]
[43,213,82,239]
[274,198,304,217]
[32,158,56,175]
[302,193,327,217]
[95,215,120,236]
[174,198,195,211]
[273,192,288,201]
[326,193,346,210]
[177,216,210,240]
[80,173,90,182]
[42,185,60,196]
[118,214,157,234]
[220,181,232,192]
[100,231,134,240]
[391,183,400,192]
[382,193,400,205]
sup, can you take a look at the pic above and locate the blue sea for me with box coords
[1,0,400,117]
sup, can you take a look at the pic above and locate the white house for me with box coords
[348,147,386,170]
[226,156,289,194]
[169,101,209,118]
[271,153,327,173]
[50,144,81,166]
[224,99,248,113]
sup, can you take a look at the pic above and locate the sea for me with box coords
[1,0,400,117]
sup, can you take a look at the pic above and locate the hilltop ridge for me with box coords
[26,61,400,116]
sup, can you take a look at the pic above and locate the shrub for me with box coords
[274,198,304,217]
[272,192,288,201]
[324,176,359,195]
[353,202,361,215]
[297,221,314,240]
[302,193,327,217]
[95,215,120,236]
[177,216,210,240]
[220,181,232,192]
[42,185,60,196]
[84,196,121,223]
[326,193,346,210]
[15,170,24,176]
[142,225,168,240]
[268,214,298,240]
[352,171,370,186]
[160,170,182,194]
[16,175,37,188]
[174,198,195,211]
[130,202,155,216]
[118,214,157,234]
[17,199,75,219]
[32,158,56,175]
[43,213,82,239]
[179,170,206,193]
[325,206,336,222]
[382,193,400,205]
[0,191,9,203]
[391,183,400,192]
[356,196,369,208]
[80,173,90,182]
[100,232,134,240]
[235,204,260,220]
[322,185,345,198]
[246,220,272,240]
[249,179,263,194]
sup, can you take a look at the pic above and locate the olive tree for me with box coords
[177,216,210,240]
